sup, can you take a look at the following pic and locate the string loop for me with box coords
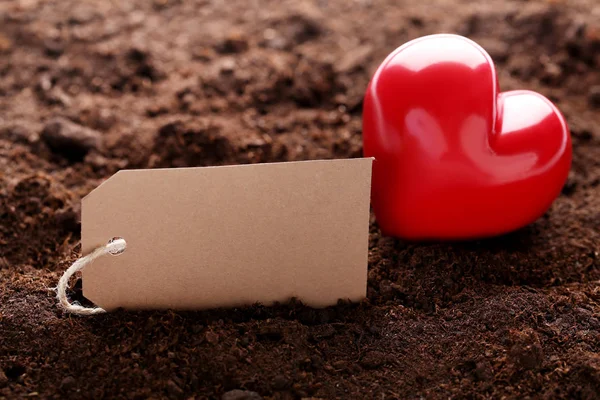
[55,238,126,315]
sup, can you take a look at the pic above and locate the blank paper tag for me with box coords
[82,158,373,311]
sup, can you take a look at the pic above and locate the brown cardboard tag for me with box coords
[82,158,373,311]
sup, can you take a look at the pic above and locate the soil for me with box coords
[1,0,600,399]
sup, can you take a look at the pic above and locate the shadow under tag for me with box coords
[82,158,373,311]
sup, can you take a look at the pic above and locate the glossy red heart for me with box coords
[362,34,571,240]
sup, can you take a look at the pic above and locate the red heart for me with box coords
[362,34,572,240]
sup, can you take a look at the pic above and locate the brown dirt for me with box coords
[1,0,600,399]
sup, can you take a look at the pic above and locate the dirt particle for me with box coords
[44,39,65,57]
[284,13,321,43]
[272,375,289,390]
[167,379,184,396]
[474,361,493,381]
[256,325,283,342]
[40,117,102,161]
[291,58,336,107]
[1,124,39,144]
[562,170,578,196]
[60,376,76,391]
[217,32,249,54]
[4,365,25,383]
[360,351,388,369]
[222,389,263,400]
[54,203,81,234]
[378,279,394,300]
[310,324,336,341]
[68,5,97,25]
[261,10,322,50]
[205,331,219,344]
[81,107,117,131]
[478,38,510,63]
[335,45,373,73]
[0,369,7,388]
[151,120,232,168]
[146,103,170,117]
[0,33,13,53]
[191,46,215,62]
[588,86,600,108]
[508,329,544,370]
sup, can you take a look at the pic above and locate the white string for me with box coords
[56,239,126,315]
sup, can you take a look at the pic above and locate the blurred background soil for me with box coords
[1,0,600,398]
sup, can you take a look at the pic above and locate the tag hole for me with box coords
[107,237,127,256]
